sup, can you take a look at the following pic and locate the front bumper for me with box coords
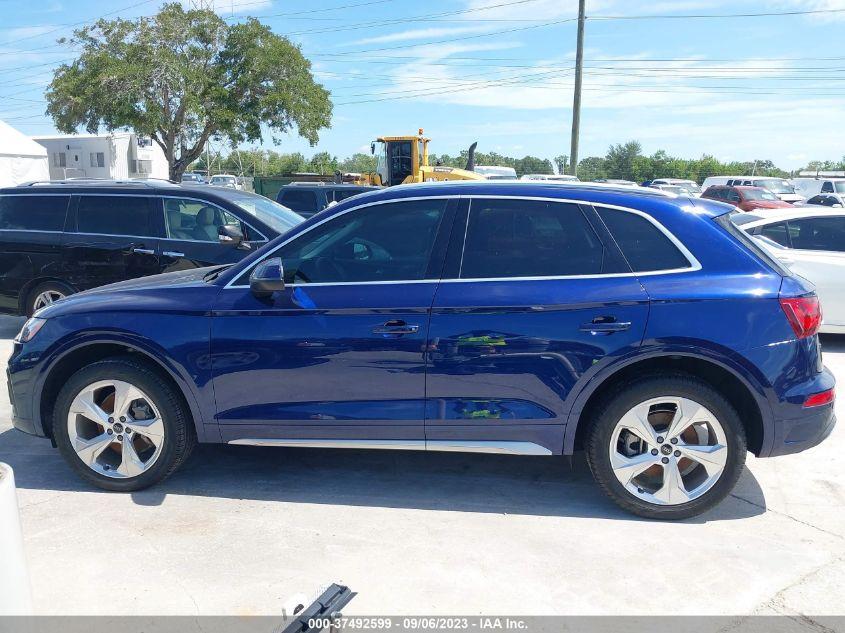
[7,345,46,438]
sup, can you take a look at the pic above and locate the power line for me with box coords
[589,7,845,20]
[0,0,157,48]
[316,15,578,55]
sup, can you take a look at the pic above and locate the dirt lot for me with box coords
[1,314,843,617]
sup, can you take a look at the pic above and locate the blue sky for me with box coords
[1,0,844,169]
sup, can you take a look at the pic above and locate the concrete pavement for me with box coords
[0,315,843,617]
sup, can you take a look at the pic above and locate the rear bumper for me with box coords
[763,365,836,457]
[767,406,836,457]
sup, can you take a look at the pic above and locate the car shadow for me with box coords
[820,334,845,353]
[0,427,766,523]
[0,316,24,340]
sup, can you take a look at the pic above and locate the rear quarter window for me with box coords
[0,195,70,231]
[596,207,691,272]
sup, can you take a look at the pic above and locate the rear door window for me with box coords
[597,207,692,272]
[459,199,606,278]
[0,195,70,231]
[788,217,845,252]
[280,189,319,215]
[758,221,791,247]
[77,196,159,237]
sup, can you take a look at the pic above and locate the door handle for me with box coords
[579,317,632,335]
[162,251,185,258]
[132,248,155,255]
[372,320,420,336]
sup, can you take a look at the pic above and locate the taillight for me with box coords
[804,388,835,408]
[779,295,822,339]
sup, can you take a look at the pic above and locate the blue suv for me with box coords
[7,182,835,519]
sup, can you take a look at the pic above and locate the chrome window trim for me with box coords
[222,194,701,289]
[158,195,269,244]
[223,195,455,289]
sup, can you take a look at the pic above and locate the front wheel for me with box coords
[54,358,195,491]
[586,374,747,520]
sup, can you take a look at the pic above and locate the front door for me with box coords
[158,197,263,273]
[61,194,162,291]
[210,197,455,444]
[425,197,649,454]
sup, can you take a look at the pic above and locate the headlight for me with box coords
[14,318,47,343]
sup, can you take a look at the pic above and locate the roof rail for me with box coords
[18,178,176,188]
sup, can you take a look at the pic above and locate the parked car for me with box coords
[701,177,803,203]
[520,174,579,182]
[650,178,702,196]
[276,182,380,218]
[804,194,845,208]
[180,173,206,185]
[593,179,638,187]
[794,177,845,200]
[732,207,845,333]
[208,174,242,190]
[8,182,835,520]
[0,180,302,315]
[701,185,793,212]
[649,184,697,197]
[474,166,518,180]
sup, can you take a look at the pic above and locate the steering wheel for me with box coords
[314,257,348,282]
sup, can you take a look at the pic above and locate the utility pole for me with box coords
[569,0,586,177]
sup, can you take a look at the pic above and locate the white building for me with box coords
[0,119,50,187]
[32,132,168,181]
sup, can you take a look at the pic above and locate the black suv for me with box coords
[276,182,379,218]
[0,180,302,315]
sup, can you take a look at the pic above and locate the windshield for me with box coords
[743,189,779,201]
[228,194,304,233]
[755,179,795,194]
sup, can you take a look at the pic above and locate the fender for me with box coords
[31,330,218,443]
[561,342,776,456]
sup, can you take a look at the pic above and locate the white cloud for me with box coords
[778,0,845,22]
[181,0,272,16]
[0,25,59,41]
[350,25,493,46]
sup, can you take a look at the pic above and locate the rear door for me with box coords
[61,194,162,291]
[0,194,70,313]
[424,197,649,455]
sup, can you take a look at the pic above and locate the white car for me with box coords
[651,178,702,196]
[520,173,579,182]
[793,177,845,199]
[209,174,243,190]
[474,165,518,180]
[733,208,845,334]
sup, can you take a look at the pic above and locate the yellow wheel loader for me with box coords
[358,129,485,187]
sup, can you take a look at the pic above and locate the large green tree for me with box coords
[46,3,332,181]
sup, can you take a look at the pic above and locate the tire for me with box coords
[26,280,75,316]
[585,373,746,520]
[53,357,196,492]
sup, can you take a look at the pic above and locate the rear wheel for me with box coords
[53,358,195,491]
[586,374,746,520]
[26,281,75,316]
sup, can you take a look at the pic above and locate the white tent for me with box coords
[0,119,50,187]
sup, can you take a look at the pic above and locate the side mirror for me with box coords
[219,224,246,248]
[250,257,285,299]
[370,142,375,155]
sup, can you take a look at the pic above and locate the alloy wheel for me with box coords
[32,290,65,311]
[608,396,729,506]
[66,379,165,479]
